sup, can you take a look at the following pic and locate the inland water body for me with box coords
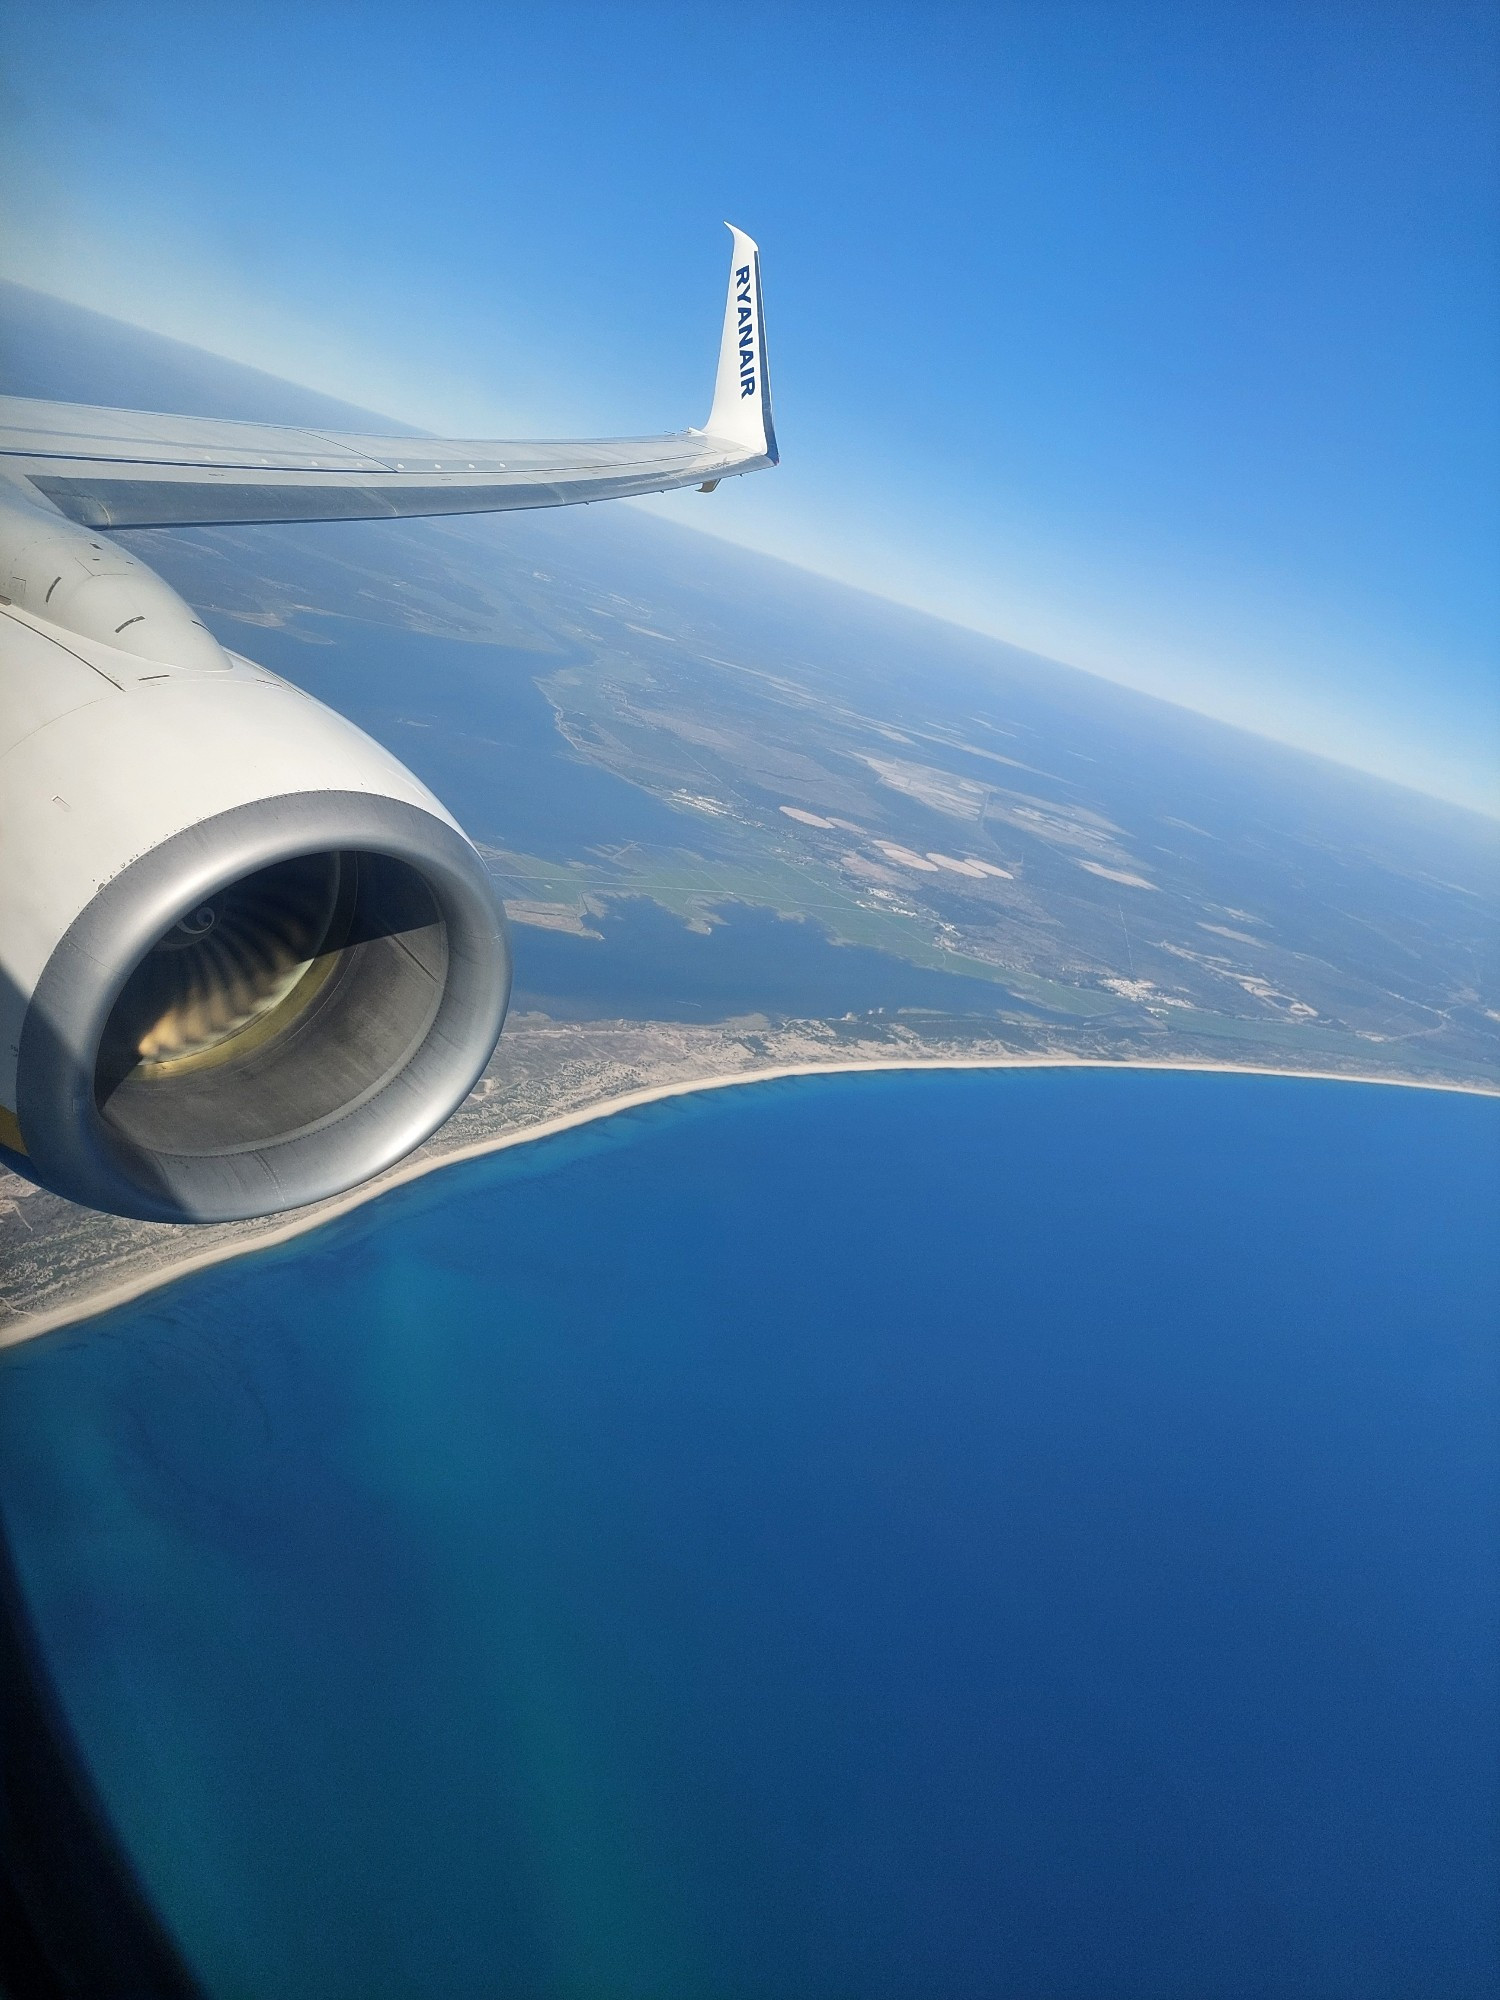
[0,1068,1496,1999]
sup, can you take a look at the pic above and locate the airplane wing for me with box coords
[0,225,777,530]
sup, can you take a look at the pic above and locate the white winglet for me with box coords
[704,224,778,463]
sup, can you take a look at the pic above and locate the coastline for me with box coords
[3,1052,1495,1352]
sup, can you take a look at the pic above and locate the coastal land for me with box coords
[2,292,1496,1350]
[3,1012,1493,1350]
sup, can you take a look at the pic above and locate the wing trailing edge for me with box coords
[0,230,778,531]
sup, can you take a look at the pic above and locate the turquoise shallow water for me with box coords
[0,1068,1496,1998]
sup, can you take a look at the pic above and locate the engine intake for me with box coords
[16,792,509,1223]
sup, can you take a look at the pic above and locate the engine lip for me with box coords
[16,790,510,1223]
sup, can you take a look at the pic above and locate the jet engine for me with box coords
[0,229,780,1222]
[0,493,510,1223]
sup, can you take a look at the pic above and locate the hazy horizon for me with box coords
[1,271,1494,830]
[2,2,1495,814]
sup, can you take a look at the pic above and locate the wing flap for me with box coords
[7,414,752,530]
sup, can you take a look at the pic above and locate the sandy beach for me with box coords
[4,1052,1494,1352]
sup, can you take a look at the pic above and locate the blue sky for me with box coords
[2,2,1496,813]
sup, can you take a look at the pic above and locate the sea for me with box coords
[0,1068,1495,1999]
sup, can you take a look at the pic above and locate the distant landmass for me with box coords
[0,278,1495,1330]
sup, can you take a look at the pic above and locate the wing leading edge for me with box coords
[0,226,776,531]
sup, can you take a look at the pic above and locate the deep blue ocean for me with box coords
[0,1070,1496,1999]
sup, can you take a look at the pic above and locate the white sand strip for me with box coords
[3,1055,1494,1352]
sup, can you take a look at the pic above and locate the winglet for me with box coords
[703,224,778,464]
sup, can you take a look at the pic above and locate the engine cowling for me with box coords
[0,493,510,1223]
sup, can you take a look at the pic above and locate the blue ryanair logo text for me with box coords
[735,264,756,398]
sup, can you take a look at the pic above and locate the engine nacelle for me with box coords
[0,492,510,1223]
